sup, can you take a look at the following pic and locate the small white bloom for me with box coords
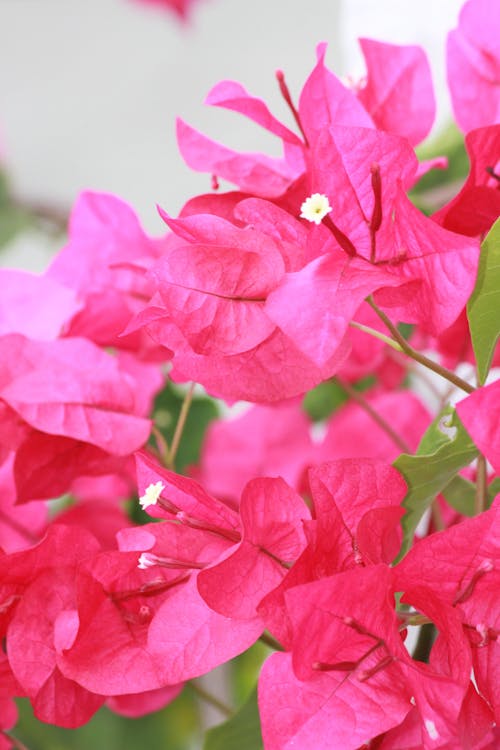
[139,481,164,510]
[424,719,439,741]
[300,193,332,225]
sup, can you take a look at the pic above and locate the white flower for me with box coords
[139,481,164,510]
[299,193,332,225]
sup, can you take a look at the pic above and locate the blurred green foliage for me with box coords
[204,689,262,750]
[410,123,468,215]
[15,690,201,750]
[0,171,32,250]
[152,382,220,473]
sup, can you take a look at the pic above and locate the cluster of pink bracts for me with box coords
[1,0,500,747]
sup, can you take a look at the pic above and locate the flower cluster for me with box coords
[0,0,499,747]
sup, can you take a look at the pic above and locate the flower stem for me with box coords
[348,320,403,352]
[188,680,232,717]
[335,377,411,454]
[11,195,68,232]
[259,631,284,651]
[367,298,475,395]
[412,623,436,664]
[167,383,195,470]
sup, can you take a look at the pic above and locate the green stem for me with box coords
[259,631,284,651]
[335,377,411,454]
[167,383,195,470]
[367,298,475,395]
[431,500,445,531]
[348,320,403,352]
[188,680,232,717]
[387,349,443,401]
[412,623,436,664]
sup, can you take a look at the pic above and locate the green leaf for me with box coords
[303,380,347,421]
[303,376,375,422]
[204,689,263,750]
[488,477,500,505]
[394,406,478,558]
[467,217,500,384]
[441,475,476,517]
[434,469,500,518]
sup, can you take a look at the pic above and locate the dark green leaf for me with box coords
[394,406,478,558]
[204,688,262,750]
[467,217,500,384]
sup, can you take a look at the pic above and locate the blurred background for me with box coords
[0,0,467,747]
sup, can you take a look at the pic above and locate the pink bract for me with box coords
[447,0,500,131]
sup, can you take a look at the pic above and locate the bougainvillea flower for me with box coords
[196,401,314,504]
[433,125,500,236]
[395,500,500,721]
[56,537,192,694]
[178,41,437,202]
[131,208,369,400]
[263,248,402,367]
[0,335,151,455]
[152,210,285,356]
[456,381,500,473]
[357,38,436,145]
[447,0,500,131]
[8,432,130,504]
[137,451,310,619]
[108,522,261,686]
[0,453,47,552]
[47,191,166,356]
[53,501,132,551]
[135,448,240,529]
[261,556,477,748]
[308,125,479,336]
[196,477,310,619]
[394,586,474,748]
[176,118,299,199]
[0,269,80,341]
[258,459,407,648]
[1,525,105,727]
[0,654,22,738]
[259,567,412,750]
[0,335,152,502]
[378,685,495,749]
